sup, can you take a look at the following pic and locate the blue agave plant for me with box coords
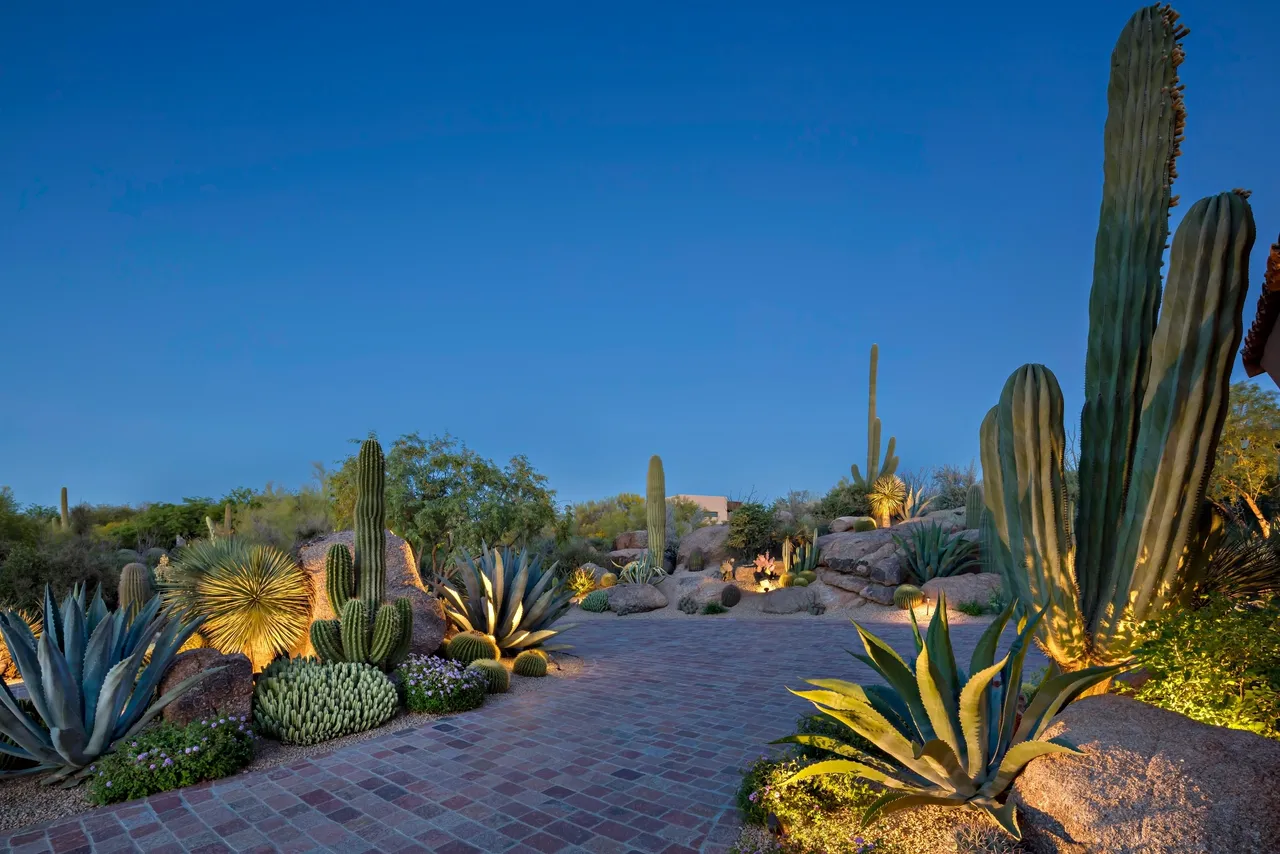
[0,585,210,785]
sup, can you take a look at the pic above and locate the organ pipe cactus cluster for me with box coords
[850,344,899,491]
[310,439,414,671]
[646,455,666,568]
[980,5,1257,678]
[252,657,397,745]
[0,586,209,785]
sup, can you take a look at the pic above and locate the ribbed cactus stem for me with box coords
[851,344,898,489]
[223,503,232,535]
[965,483,985,530]
[340,598,371,662]
[354,439,386,603]
[369,602,403,667]
[118,563,153,614]
[324,544,355,615]
[646,455,666,567]
[59,487,68,531]
[310,620,344,663]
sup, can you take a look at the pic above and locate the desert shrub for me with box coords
[86,716,255,805]
[0,535,120,610]
[815,480,871,524]
[0,487,43,556]
[1123,595,1280,739]
[398,654,489,713]
[1196,534,1280,602]
[727,502,778,559]
[736,755,885,852]
[548,537,612,580]
[229,482,332,554]
[931,463,979,511]
[702,602,727,615]
[956,600,987,616]
[98,498,223,551]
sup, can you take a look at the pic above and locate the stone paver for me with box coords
[0,616,1023,853]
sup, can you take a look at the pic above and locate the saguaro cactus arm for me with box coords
[646,455,666,566]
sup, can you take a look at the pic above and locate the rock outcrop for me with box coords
[613,531,648,551]
[921,573,1004,612]
[605,583,668,615]
[160,649,253,725]
[761,586,816,614]
[677,524,732,569]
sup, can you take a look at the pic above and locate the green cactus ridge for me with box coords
[325,544,355,614]
[448,631,499,664]
[646,455,666,570]
[965,483,985,531]
[310,620,345,663]
[340,598,372,663]
[513,649,548,677]
[118,563,153,614]
[59,487,69,531]
[387,597,414,667]
[851,344,899,490]
[893,584,925,610]
[252,658,397,745]
[580,590,610,612]
[369,601,403,666]
[354,439,387,603]
[467,659,510,694]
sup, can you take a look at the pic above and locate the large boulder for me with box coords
[607,548,645,568]
[829,516,877,533]
[1014,695,1280,853]
[921,573,1004,612]
[659,574,727,608]
[160,649,253,725]
[817,571,897,605]
[677,524,732,569]
[605,583,668,616]
[299,530,447,656]
[761,586,816,614]
[614,530,648,551]
[817,529,897,574]
[580,561,609,582]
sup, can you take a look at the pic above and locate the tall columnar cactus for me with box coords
[980,6,1255,679]
[223,502,233,536]
[309,438,413,670]
[118,562,154,615]
[965,482,985,530]
[850,344,899,491]
[646,455,666,567]
[59,487,69,531]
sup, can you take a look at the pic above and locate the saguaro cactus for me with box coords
[964,482,985,530]
[850,344,898,491]
[310,437,412,670]
[59,487,69,531]
[646,455,666,567]
[980,6,1255,678]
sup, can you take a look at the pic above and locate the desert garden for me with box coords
[2,5,1280,853]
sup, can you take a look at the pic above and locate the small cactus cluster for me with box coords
[310,439,414,671]
[466,659,510,693]
[894,584,926,610]
[512,649,548,677]
[447,630,500,664]
[580,590,610,612]
[253,657,397,745]
[720,584,741,608]
[598,572,617,588]
[118,563,154,615]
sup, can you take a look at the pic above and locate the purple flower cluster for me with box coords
[398,653,489,714]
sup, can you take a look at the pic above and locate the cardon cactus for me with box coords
[965,483,985,531]
[312,438,413,671]
[646,455,667,570]
[466,659,510,694]
[850,344,899,491]
[580,590,610,612]
[447,630,499,664]
[598,572,617,588]
[980,6,1255,680]
[720,584,742,608]
[118,563,154,615]
[894,584,926,610]
[513,649,548,677]
[252,657,397,745]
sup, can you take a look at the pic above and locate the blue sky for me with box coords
[2,1,1278,509]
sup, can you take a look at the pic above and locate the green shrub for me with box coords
[580,590,610,612]
[397,654,488,713]
[86,716,255,805]
[0,536,121,610]
[1123,595,1280,739]
[727,502,778,559]
[253,658,397,745]
[736,755,884,850]
[815,481,871,524]
[957,600,987,616]
[701,602,727,615]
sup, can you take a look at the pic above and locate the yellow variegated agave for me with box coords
[776,594,1123,838]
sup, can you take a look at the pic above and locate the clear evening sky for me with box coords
[2,1,1277,508]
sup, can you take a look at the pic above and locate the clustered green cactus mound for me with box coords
[678,595,700,615]
[447,630,500,664]
[720,584,742,608]
[580,590,610,612]
[118,562,154,615]
[894,584,925,610]
[310,438,414,671]
[512,649,548,678]
[253,657,397,746]
[466,659,510,694]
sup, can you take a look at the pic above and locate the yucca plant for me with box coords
[776,596,1124,838]
[431,544,573,654]
[163,538,314,671]
[0,585,209,785]
[893,523,980,583]
[567,566,597,600]
[868,475,906,530]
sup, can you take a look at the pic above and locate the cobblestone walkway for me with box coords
[0,615,1014,854]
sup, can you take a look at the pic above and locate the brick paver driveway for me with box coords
[0,615,1019,854]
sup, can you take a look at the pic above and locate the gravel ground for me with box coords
[730,808,1028,854]
[0,654,585,833]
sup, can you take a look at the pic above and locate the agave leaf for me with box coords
[924,596,961,705]
[772,734,894,767]
[782,758,903,789]
[968,600,1015,677]
[792,698,947,788]
[113,666,224,748]
[801,681,915,741]
[1014,662,1129,743]
[915,638,964,769]
[43,587,62,653]
[973,796,1022,839]
[63,605,86,697]
[84,643,150,757]
[852,623,933,742]
[958,655,1009,778]
[980,737,1080,797]
[861,790,968,827]
[0,617,53,729]
[994,606,1047,761]
[80,615,118,738]
[37,633,82,735]
[49,726,90,768]
[86,587,108,635]
[914,738,976,796]
[0,685,54,761]
[489,549,506,626]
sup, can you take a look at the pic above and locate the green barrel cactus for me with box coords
[466,659,510,694]
[646,455,666,569]
[965,483,985,530]
[513,649,548,678]
[894,584,925,610]
[980,6,1256,681]
[253,657,397,745]
[580,590,610,612]
[850,344,899,491]
[311,438,413,671]
[598,572,617,588]
[118,562,154,615]
[447,630,499,664]
[720,584,742,608]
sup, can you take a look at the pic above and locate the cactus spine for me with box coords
[981,6,1254,679]
[310,620,344,662]
[118,563,153,614]
[850,344,898,491]
[646,455,666,569]
[965,483,985,530]
[59,487,69,531]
